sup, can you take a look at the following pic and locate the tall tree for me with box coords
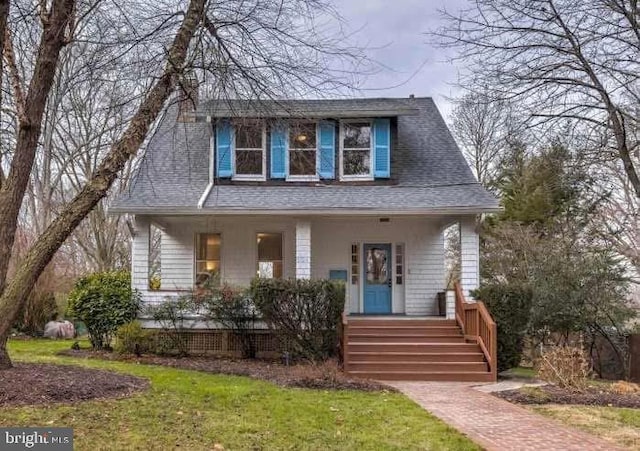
[437,0,640,199]
[0,0,363,368]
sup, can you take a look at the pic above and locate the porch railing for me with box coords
[339,312,349,370]
[455,283,498,381]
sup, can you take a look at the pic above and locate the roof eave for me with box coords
[108,205,502,216]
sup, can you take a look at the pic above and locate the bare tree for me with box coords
[0,0,364,368]
[436,0,640,199]
[451,92,515,187]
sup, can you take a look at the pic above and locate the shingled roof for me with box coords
[110,97,499,214]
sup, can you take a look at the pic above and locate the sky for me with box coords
[336,0,468,118]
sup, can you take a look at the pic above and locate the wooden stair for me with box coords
[343,318,494,382]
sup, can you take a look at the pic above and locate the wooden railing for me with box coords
[454,283,498,381]
[339,312,349,371]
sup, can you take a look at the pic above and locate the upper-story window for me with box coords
[340,121,372,179]
[288,122,318,178]
[234,121,265,180]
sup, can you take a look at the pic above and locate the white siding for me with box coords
[311,217,444,315]
[132,215,454,316]
[295,220,311,279]
[131,215,150,292]
[460,216,479,300]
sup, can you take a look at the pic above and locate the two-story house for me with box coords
[111,94,500,381]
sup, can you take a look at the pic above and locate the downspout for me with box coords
[198,116,214,209]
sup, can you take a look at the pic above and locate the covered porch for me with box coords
[131,214,480,317]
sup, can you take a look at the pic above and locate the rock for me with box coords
[43,321,75,339]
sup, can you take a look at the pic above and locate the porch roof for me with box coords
[110,183,499,214]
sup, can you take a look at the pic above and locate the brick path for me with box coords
[388,381,622,451]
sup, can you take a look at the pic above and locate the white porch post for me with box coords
[131,215,150,292]
[459,216,479,300]
[295,220,311,279]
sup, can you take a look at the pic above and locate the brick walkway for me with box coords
[388,381,621,451]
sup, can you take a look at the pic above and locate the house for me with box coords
[111,93,500,381]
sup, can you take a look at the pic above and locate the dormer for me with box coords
[203,99,417,183]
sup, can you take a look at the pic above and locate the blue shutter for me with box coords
[373,118,391,178]
[270,123,287,179]
[318,121,335,179]
[216,120,232,178]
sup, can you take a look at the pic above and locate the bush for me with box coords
[197,282,258,358]
[536,344,591,391]
[66,271,141,350]
[250,278,345,361]
[114,321,150,356]
[473,284,533,372]
[145,295,195,356]
[14,291,59,336]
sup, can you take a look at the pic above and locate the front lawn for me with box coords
[1,339,479,450]
[531,405,640,450]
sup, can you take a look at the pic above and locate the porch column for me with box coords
[459,216,479,300]
[131,215,150,292]
[295,220,311,279]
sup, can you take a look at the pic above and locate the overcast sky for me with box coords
[337,0,468,118]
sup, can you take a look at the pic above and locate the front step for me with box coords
[343,317,493,382]
[347,342,481,353]
[348,334,465,343]
[348,318,456,327]
[348,352,486,363]
[348,326,463,336]
[348,361,488,372]
[347,370,496,382]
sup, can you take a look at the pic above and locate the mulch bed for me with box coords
[0,363,149,407]
[495,385,640,408]
[58,349,390,392]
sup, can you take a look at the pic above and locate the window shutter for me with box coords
[270,123,287,179]
[216,120,233,178]
[318,121,335,179]
[373,118,391,178]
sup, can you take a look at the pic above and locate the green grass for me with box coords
[531,405,640,449]
[2,339,480,450]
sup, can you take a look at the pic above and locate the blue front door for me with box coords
[363,243,392,314]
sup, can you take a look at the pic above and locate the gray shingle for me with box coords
[111,97,499,213]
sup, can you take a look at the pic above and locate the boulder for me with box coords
[43,320,75,339]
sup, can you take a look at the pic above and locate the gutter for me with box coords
[197,126,215,209]
[197,182,214,209]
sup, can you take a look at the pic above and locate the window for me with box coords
[341,121,371,178]
[234,122,265,178]
[289,122,317,176]
[351,243,359,285]
[257,233,283,278]
[395,244,404,285]
[195,233,221,286]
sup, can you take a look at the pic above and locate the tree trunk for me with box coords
[0,0,74,312]
[0,0,205,370]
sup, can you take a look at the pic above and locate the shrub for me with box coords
[114,321,150,356]
[250,278,345,361]
[66,270,141,350]
[145,295,195,356]
[473,284,533,372]
[197,282,258,358]
[14,291,59,336]
[536,344,591,391]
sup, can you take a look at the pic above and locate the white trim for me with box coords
[339,120,374,181]
[110,206,502,216]
[232,122,267,181]
[286,122,320,181]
